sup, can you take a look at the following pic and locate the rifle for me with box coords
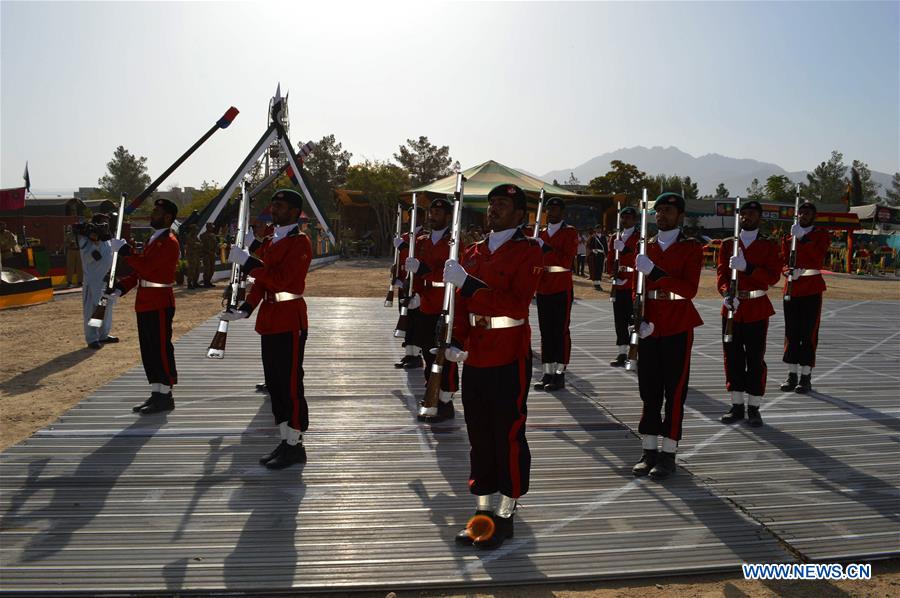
[532,188,544,238]
[385,202,404,307]
[785,184,801,301]
[88,194,126,328]
[125,107,239,214]
[394,193,418,338]
[207,180,252,359]
[609,200,621,302]
[421,167,465,413]
[625,189,648,371]
[724,196,742,343]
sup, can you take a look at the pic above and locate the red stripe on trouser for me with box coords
[157,310,173,385]
[759,319,769,395]
[563,287,573,365]
[722,320,732,391]
[290,330,300,429]
[507,357,528,498]
[810,297,822,368]
[669,329,693,441]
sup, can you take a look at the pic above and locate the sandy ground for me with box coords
[1,257,898,596]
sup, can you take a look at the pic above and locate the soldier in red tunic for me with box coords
[393,206,425,370]
[780,201,830,394]
[606,206,639,367]
[106,199,180,415]
[716,201,782,427]
[225,189,312,469]
[404,198,459,422]
[442,183,543,550]
[533,197,579,392]
[631,193,703,481]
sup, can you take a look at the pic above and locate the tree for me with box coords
[393,136,453,187]
[304,134,352,216]
[681,176,699,201]
[764,175,795,203]
[804,150,847,203]
[714,183,729,199]
[850,160,881,204]
[587,160,651,200]
[97,145,152,199]
[565,172,580,186]
[746,178,765,201]
[885,172,900,206]
[345,160,410,254]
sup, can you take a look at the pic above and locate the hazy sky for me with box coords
[2,0,898,193]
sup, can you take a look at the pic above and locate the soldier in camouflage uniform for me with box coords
[184,224,202,289]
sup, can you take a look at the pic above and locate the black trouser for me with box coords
[638,330,693,442]
[536,289,573,366]
[462,355,532,498]
[590,254,605,282]
[136,308,177,386]
[412,310,459,392]
[576,255,585,276]
[612,289,633,347]
[722,317,769,396]
[782,293,822,367]
[261,329,309,431]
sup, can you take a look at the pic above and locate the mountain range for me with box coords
[540,146,894,198]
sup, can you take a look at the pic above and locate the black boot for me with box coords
[632,449,658,477]
[403,356,423,370]
[265,442,307,469]
[139,392,174,415]
[394,356,411,369]
[543,372,565,392]
[649,451,677,481]
[255,383,267,393]
[425,400,455,423]
[747,406,763,427]
[533,374,552,391]
[720,404,745,424]
[455,510,494,545]
[259,440,287,465]
[132,393,157,413]
[795,374,812,394]
[474,513,514,550]
[609,354,627,367]
[780,373,798,392]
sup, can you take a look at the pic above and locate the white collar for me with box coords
[800,224,814,235]
[739,228,759,247]
[148,228,169,245]
[621,226,636,240]
[547,221,562,237]
[488,227,517,253]
[430,227,448,244]
[271,223,297,245]
[657,228,680,251]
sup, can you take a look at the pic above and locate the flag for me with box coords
[0,187,26,210]
[23,162,30,192]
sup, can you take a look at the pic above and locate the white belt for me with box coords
[618,266,635,273]
[544,266,570,273]
[139,280,174,288]
[799,269,821,277]
[424,281,445,288]
[737,290,768,299]
[265,291,304,303]
[469,314,525,329]
[646,290,687,301]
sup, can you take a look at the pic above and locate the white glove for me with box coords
[787,269,802,281]
[103,289,121,305]
[392,278,404,288]
[220,309,248,321]
[431,346,468,363]
[635,254,655,275]
[790,223,807,240]
[613,239,625,252]
[535,238,544,248]
[404,256,420,274]
[638,321,655,339]
[406,293,421,310]
[393,236,404,249]
[443,259,468,288]
[614,278,627,286]
[723,296,741,311]
[729,251,747,272]
[592,249,601,254]
[108,238,127,252]
[228,245,250,266]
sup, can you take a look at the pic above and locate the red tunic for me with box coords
[642,234,704,337]
[453,229,544,368]
[606,228,639,291]
[537,223,578,295]
[244,228,312,335]
[411,229,451,315]
[716,235,782,322]
[781,228,829,297]
[118,230,179,312]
